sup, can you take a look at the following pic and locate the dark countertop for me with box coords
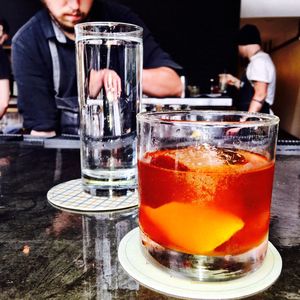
[0,140,299,299]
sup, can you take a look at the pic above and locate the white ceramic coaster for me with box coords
[47,179,138,212]
[118,227,282,300]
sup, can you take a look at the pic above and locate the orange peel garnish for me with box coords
[143,202,244,254]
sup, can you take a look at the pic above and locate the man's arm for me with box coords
[143,67,182,97]
[30,130,56,137]
[248,81,268,113]
[0,79,10,119]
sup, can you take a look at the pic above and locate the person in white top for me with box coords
[221,24,276,114]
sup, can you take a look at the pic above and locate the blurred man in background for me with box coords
[222,24,276,114]
[12,0,183,136]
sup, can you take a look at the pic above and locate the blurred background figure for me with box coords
[221,24,276,114]
[0,17,10,119]
[12,0,183,137]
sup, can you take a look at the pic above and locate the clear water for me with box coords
[81,133,137,192]
[76,37,142,193]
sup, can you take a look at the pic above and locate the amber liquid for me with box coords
[138,146,274,256]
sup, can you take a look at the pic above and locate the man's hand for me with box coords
[88,69,121,100]
[220,74,240,89]
[30,130,56,137]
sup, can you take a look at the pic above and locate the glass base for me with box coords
[140,230,268,282]
[82,170,136,196]
[83,186,136,197]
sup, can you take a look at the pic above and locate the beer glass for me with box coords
[137,111,279,281]
[75,22,143,195]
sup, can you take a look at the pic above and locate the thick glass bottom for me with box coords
[82,168,136,196]
[140,230,268,282]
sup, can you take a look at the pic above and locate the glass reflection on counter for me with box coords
[82,209,139,299]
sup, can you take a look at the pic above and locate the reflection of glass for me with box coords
[0,111,23,133]
[187,85,200,97]
[209,78,220,94]
[271,156,300,248]
[210,78,215,93]
[75,22,143,195]
[82,209,139,299]
[137,111,279,281]
[0,156,11,200]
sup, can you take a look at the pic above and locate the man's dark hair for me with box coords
[238,24,261,46]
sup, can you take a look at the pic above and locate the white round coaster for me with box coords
[118,228,282,300]
[47,179,138,212]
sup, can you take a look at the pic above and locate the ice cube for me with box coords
[147,145,248,171]
[150,154,189,171]
[216,148,247,165]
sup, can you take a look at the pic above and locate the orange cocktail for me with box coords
[139,146,274,256]
[137,111,279,281]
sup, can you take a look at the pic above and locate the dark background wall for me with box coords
[0,0,240,93]
[0,0,42,40]
[117,0,241,92]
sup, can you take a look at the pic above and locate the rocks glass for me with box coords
[137,111,279,281]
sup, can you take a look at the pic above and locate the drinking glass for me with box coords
[75,22,143,195]
[219,73,228,94]
[137,110,279,281]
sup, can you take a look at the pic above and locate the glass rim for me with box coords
[75,21,143,39]
[137,110,280,128]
